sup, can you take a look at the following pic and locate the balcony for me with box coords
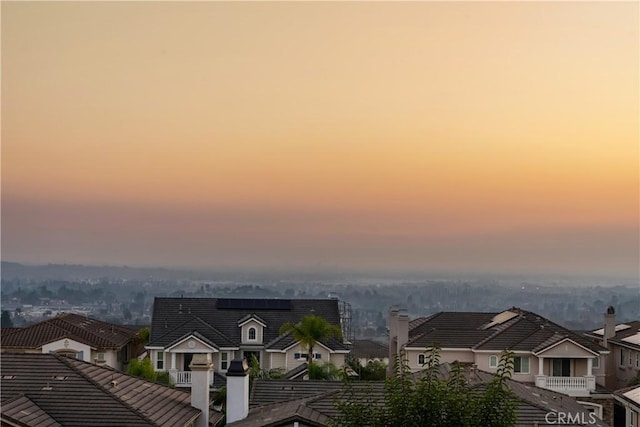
[170,370,214,387]
[535,375,596,397]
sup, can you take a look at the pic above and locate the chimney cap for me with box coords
[606,306,615,315]
[227,359,249,377]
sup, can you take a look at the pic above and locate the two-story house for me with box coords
[584,306,640,390]
[146,298,350,387]
[389,306,612,423]
[0,313,140,370]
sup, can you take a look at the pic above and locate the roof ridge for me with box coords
[52,317,123,348]
[6,393,65,427]
[55,354,166,426]
[472,314,525,349]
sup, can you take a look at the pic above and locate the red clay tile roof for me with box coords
[1,313,139,350]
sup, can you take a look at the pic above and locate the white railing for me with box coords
[170,371,215,387]
[545,376,587,391]
[176,371,192,385]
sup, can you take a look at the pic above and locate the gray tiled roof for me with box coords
[407,308,607,354]
[1,395,61,427]
[349,339,389,359]
[149,298,347,351]
[1,313,139,350]
[242,368,606,427]
[586,320,640,351]
[0,353,201,427]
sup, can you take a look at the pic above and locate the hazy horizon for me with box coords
[2,2,638,279]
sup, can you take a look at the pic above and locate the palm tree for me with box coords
[279,314,343,366]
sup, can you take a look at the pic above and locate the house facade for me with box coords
[0,313,140,370]
[584,307,640,390]
[146,298,350,387]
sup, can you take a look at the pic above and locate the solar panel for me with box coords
[217,299,292,310]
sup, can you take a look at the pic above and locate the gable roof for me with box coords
[149,298,346,351]
[0,353,200,427]
[406,308,607,354]
[264,331,349,352]
[1,313,139,350]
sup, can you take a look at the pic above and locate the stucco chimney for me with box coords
[226,359,250,423]
[603,306,616,346]
[189,354,213,427]
[397,309,409,352]
[388,306,399,376]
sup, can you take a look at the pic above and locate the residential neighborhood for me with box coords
[1,296,639,426]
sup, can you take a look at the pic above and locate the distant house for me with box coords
[223,361,609,427]
[388,306,612,424]
[0,353,216,427]
[584,307,640,390]
[0,313,140,370]
[349,339,389,366]
[613,385,640,427]
[146,298,350,388]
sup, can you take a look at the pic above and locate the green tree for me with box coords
[127,357,157,382]
[308,361,344,380]
[331,348,517,427]
[279,314,342,367]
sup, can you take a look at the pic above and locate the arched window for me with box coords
[248,327,256,340]
[418,354,426,365]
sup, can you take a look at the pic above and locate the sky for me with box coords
[2,1,638,278]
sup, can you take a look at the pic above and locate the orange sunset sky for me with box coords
[2,1,638,277]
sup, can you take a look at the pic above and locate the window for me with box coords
[418,354,426,365]
[156,351,164,370]
[514,356,530,374]
[294,353,308,360]
[636,352,639,368]
[620,349,626,367]
[95,352,106,363]
[314,353,322,360]
[489,355,498,368]
[630,351,634,366]
[221,352,228,370]
[248,327,256,341]
[592,357,600,369]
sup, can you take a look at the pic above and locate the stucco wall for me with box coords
[268,352,287,370]
[241,320,264,345]
[537,341,595,358]
[42,338,91,363]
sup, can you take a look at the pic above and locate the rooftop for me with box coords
[0,353,200,427]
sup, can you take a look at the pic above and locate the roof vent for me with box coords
[42,383,53,391]
[179,304,183,314]
[110,380,118,388]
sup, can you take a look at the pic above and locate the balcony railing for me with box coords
[170,371,215,387]
[176,371,192,385]
[546,376,586,390]
[535,375,595,397]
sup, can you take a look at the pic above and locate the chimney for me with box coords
[189,354,213,427]
[226,359,250,423]
[388,306,399,376]
[603,306,616,346]
[397,309,409,352]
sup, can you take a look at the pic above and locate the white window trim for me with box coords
[489,355,498,368]
[156,351,164,371]
[418,353,426,365]
[592,356,600,369]
[514,356,530,374]
[247,327,257,341]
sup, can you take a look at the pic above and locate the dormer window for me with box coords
[248,327,257,341]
